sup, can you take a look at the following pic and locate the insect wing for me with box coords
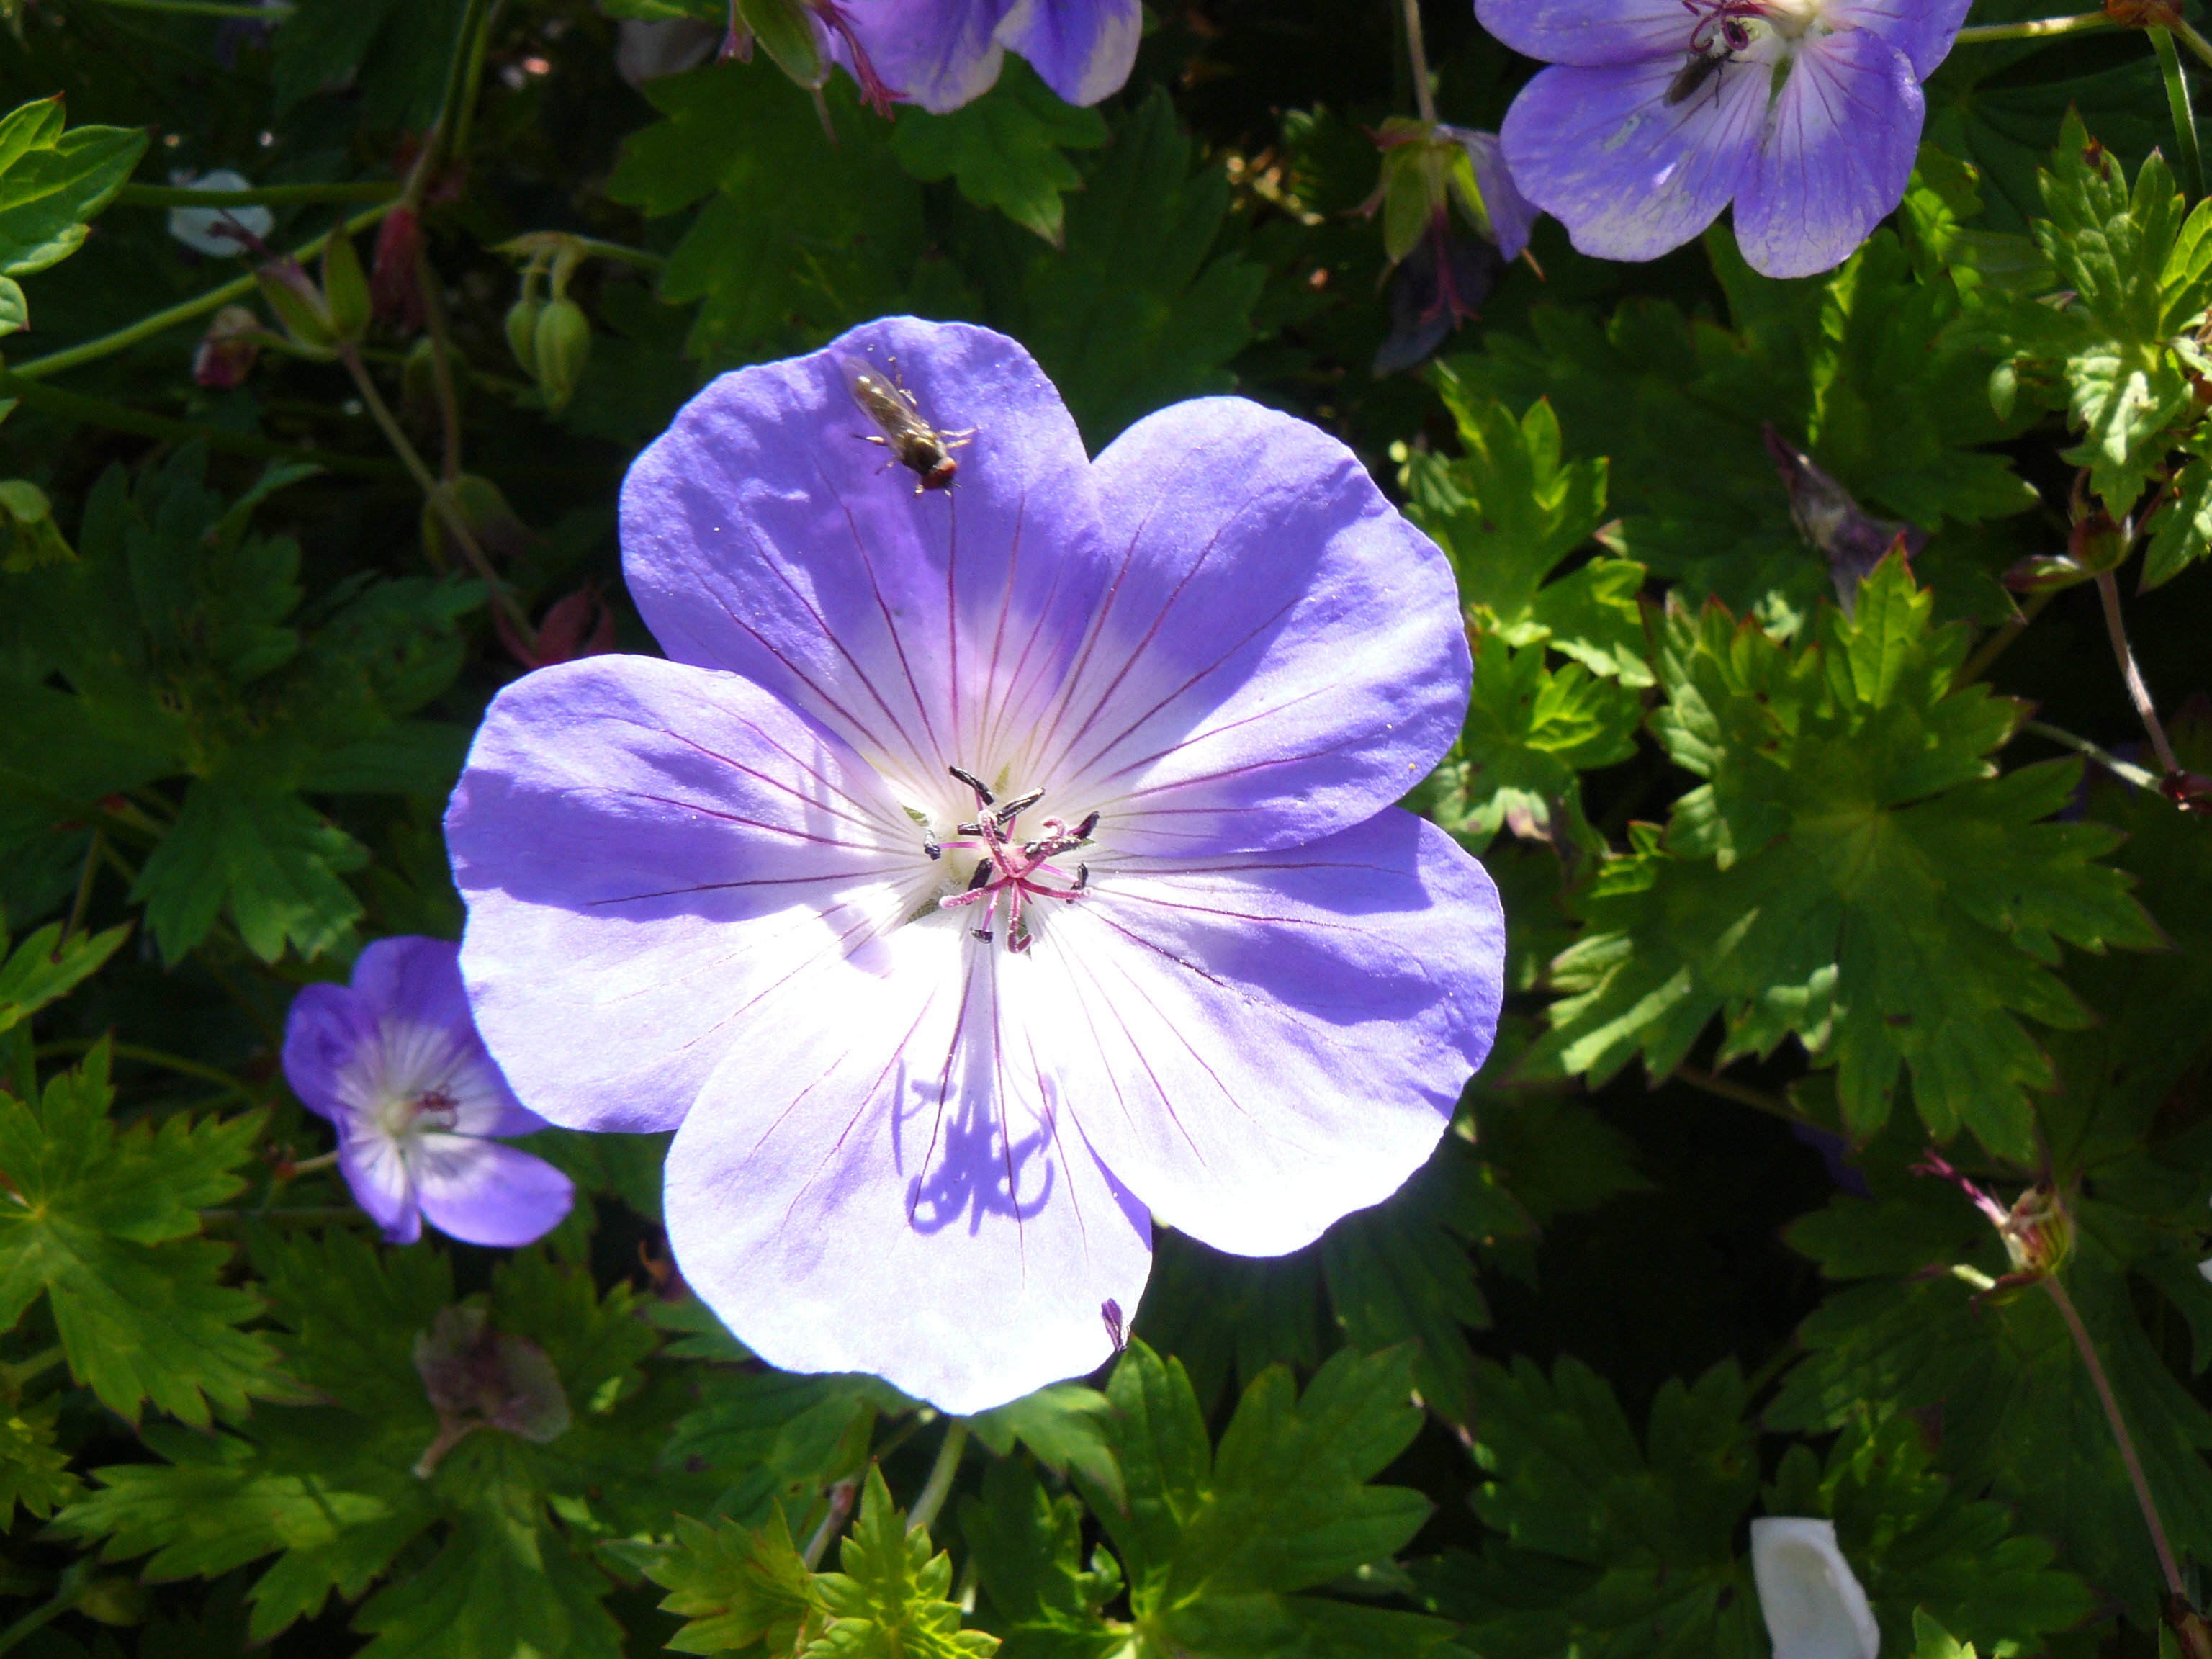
[1663,48,1727,106]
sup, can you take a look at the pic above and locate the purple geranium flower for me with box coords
[1478,0,1972,277]
[282,937,575,1247]
[445,318,1504,1412]
[837,0,1141,112]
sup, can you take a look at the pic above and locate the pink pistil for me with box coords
[935,771,1094,953]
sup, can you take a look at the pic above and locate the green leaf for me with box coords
[0,96,145,284]
[974,89,1265,446]
[813,1465,1000,1656]
[2143,451,2212,591]
[0,919,130,1033]
[1524,554,2161,1159]
[130,776,368,964]
[0,1046,279,1426]
[0,1390,79,1520]
[893,59,1110,246]
[961,1458,1128,1659]
[643,1505,827,1655]
[971,1383,1124,1514]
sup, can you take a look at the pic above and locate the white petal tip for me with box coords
[1750,1516,1881,1659]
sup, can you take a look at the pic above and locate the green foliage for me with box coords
[0,449,479,961]
[0,94,144,336]
[1990,114,2212,515]
[892,60,1110,248]
[1526,554,2160,1160]
[0,917,129,1033]
[0,1046,279,1426]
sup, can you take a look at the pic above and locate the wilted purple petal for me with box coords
[1005,811,1502,1256]
[413,1137,578,1248]
[450,654,920,1136]
[995,0,1141,104]
[663,925,1151,1414]
[1459,129,1539,263]
[1735,28,1922,279]
[1475,0,1700,65]
[1500,55,1766,264]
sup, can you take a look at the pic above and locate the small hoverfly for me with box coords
[1665,11,1752,107]
[846,359,975,494]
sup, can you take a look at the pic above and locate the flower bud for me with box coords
[193,304,264,390]
[504,296,543,379]
[253,256,340,357]
[422,473,533,569]
[0,479,73,572]
[735,0,826,90]
[2067,506,2130,575]
[370,206,426,333]
[401,336,441,428]
[498,583,619,670]
[531,297,591,413]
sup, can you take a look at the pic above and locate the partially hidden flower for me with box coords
[446,317,1506,1411]
[1478,0,1973,277]
[497,583,620,671]
[166,169,274,258]
[1366,122,1539,374]
[616,16,719,84]
[1763,424,1925,613]
[281,936,575,1246]
[192,304,265,390]
[410,1303,572,1476]
[836,0,1142,113]
[1750,1518,1881,1659]
[369,207,426,333]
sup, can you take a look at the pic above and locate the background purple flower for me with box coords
[282,937,574,1247]
[1478,0,1972,278]
[838,0,1141,112]
[446,318,1505,1412]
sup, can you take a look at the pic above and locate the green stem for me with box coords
[0,1563,92,1658]
[2152,27,2205,198]
[82,0,288,14]
[2172,14,2212,74]
[2044,1273,2188,1601]
[1668,1063,1799,1123]
[1954,588,2056,689]
[415,245,466,480]
[1399,0,1438,126]
[905,1422,970,1537]
[405,0,496,210]
[335,344,536,644]
[0,367,404,478]
[198,1205,374,1227]
[1953,9,2111,42]
[449,0,507,164]
[287,1150,341,1175]
[803,1477,860,1570]
[3,1346,66,1388]
[9,1025,32,1104]
[36,1039,254,1095]
[115,181,397,209]
[2024,719,2162,789]
[60,830,104,945]
[9,200,399,382]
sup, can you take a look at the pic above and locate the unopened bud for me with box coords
[321,230,372,344]
[735,0,825,86]
[254,256,339,356]
[423,473,533,569]
[371,206,425,333]
[402,336,441,427]
[505,297,543,379]
[531,297,591,413]
[498,583,619,670]
[2067,507,2129,575]
[193,304,264,390]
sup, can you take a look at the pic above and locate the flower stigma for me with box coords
[928,765,1097,953]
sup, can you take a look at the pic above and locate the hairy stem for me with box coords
[336,345,536,644]
[1953,10,2110,42]
[11,201,399,382]
[906,1421,970,1537]
[1668,1063,1798,1123]
[2095,570,2181,775]
[0,1564,92,1658]
[1400,0,1438,125]
[2152,28,2205,197]
[116,181,396,209]
[287,1151,342,1176]
[3,1346,66,1388]
[1954,588,2056,689]
[2172,14,2212,73]
[803,1478,859,1569]
[2025,719,2162,788]
[2044,1273,2187,1601]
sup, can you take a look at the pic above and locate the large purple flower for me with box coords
[282,938,575,1247]
[1478,0,1972,277]
[837,0,1141,112]
[445,318,1503,1411]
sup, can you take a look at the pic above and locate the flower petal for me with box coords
[1040,398,1469,857]
[995,0,1141,105]
[663,920,1151,1413]
[281,981,379,1125]
[1011,809,1504,1255]
[1750,1518,1881,1659]
[349,935,541,1138]
[1475,0,1696,66]
[1823,0,1972,78]
[1734,30,1922,279]
[338,1131,419,1244]
[620,318,1105,811]
[1460,128,1540,262]
[448,653,924,1134]
[410,1136,577,1248]
[841,0,1009,112]
[1501,56,1765,264]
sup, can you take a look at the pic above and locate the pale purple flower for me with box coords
[837,0,1141,112]
[282,937,575,1247]
[445,317,1504,1413]
[1478,0,1972,278]
[1452,127,1539,264]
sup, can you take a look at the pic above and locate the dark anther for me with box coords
[972,928,994,942]
[1074,864,1089,891]
[922,832,941,861]
[948,765,993,804]
[958,820,984,836]
[1074,811,1100,839]
[997,788,1045,822]
[964,863,993,892]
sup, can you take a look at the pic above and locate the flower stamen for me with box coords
[935,765,1097,950]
